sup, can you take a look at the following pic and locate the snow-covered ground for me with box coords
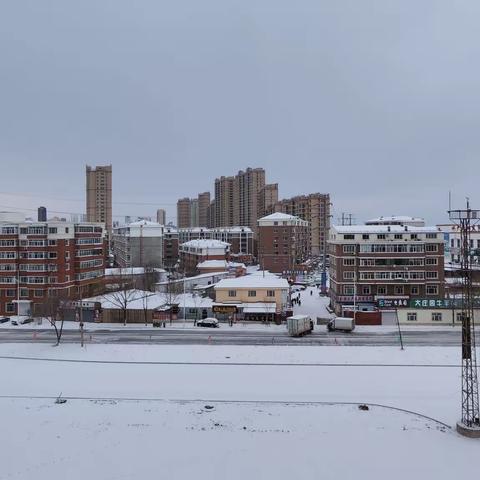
[0,343,478,479]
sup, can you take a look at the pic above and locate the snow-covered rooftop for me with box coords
[128,220,162,227]
[215,275,289,289]
[180,239,230,249]
[259,212,299,221]
[105,267,166,276]
[332,225,439,234]
[197,260,246,269]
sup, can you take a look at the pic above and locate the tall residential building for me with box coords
[207,200,216,228]
[198,192,211,227]
[258,184,278,218]
[257,212,310,274]
[0,214,106,317]
[156,209,166,225]
[214,167,266,232]
[190,199,199,227]
[86,165,112,233]
[234,168,265,231]
[214,175,236,227]
[37,207,47,222]
[177,198,191,228]
[275,193,330,257]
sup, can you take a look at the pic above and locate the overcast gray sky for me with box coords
[1,0,479,225]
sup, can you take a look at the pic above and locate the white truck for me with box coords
[287,315,314,337]
[327,317,355,332]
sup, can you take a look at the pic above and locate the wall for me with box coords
[215,287,287,311]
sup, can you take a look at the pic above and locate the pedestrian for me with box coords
[310,290,313,296]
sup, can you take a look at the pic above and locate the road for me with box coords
[0,326,475,346]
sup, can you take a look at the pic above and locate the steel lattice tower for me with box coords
[449,202,480,437]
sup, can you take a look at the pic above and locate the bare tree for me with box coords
[164,277,182,325]
[36,291,68,346]
[102,270,136,326]
[141,264,158,326]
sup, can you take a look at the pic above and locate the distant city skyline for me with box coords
[1,1,480,225]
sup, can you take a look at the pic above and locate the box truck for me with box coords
[287,315,314,337]
[327,317,355,332]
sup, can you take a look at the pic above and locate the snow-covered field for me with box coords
[0,343,478,479]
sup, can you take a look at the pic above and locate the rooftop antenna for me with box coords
[448,199,480,437]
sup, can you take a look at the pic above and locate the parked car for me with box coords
[0,317,10,324]
[11,317,34,326]
[196,318,219,328]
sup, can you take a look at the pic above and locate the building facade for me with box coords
[37,207,47,222]
[177,227,254,261]
[328,223,445,316]
[179,239,230,276]
[176,198,191,229]
[258,183,279,218]
[86,165,112,233]
[112,220,164,268]
[257,213,310,274]
[198,192,211,228]
[163,226,179,270]
[275,193,330,257]
[0,214,106,317]
[156,209,166,225]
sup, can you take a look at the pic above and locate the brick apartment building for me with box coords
[0,213,106,317]
[86,164,112,234]
[275,193,330,257]
[257,212,310,274]
[328,222,445,316]
[179,239,230,276]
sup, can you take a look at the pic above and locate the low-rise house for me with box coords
[196,260,246,277]
[214,274,290,322]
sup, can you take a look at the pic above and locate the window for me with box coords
[6,289,15,297]
[267,290,275,297]
[65,228,69,234]
[407,312,417,322]
[432,312,442,322]
[248,290,256,297]
[377,286,387,295]
[34,289,44,298]
[48,240,57,246]
[411,286,419,295]
[456,312,465,323]
[0,240,16,247]
[394,285,404,295]
[343,245,355,253]
[394,234,403,240]
[343,271,355,280]
[425,244,438,252]
[425,258,438,265]
[48,227,57,234]
[377,234,386,240]
[362,286,371,295]
[426,285,438,295]
[20,288,29,298]
[343,234,354,240]
[426,271,438,279]
[343,285,354,295]
[426,233,437,239]
[343,258,355,266]
[362,234,370,240]
[65,240,70,246]
[410,234,418,240]
[228,290,236,297]
[49,252,57,259]
[5,303,15,313]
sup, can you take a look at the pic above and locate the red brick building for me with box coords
[257,212,310,274]
[0,215,106,317]
[179,239,230,276]
[328,222,445,316]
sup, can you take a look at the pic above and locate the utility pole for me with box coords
[449,201,480,437]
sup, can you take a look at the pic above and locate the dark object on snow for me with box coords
[0,317,10,323]
[55,393,67,405]
[358,404,369,411]
[204,405,214,410]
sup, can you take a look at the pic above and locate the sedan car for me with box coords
[0,317,10,324]
[196,318,219,328]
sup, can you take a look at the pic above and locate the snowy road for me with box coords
[0,325,474,346]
